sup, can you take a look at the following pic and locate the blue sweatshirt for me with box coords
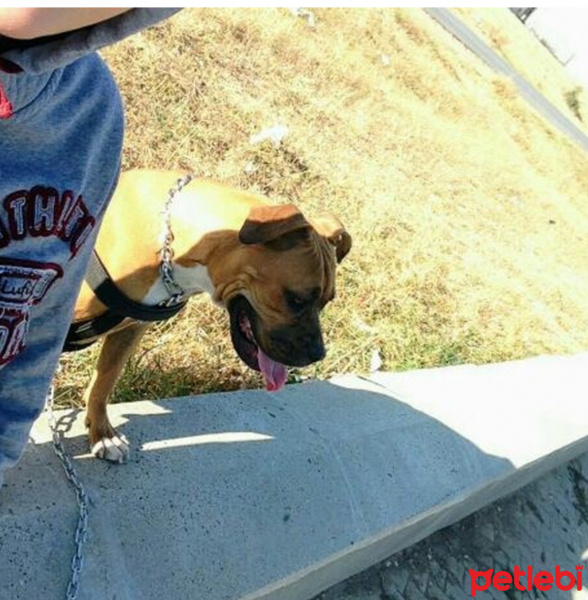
[0,9,180,487]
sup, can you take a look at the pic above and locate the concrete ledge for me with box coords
[2,353,588,600]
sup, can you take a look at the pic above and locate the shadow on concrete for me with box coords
[1,378,515,600]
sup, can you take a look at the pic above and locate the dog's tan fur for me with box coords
[72,170,351,462]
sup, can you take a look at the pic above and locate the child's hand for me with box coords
[0,8,131,40]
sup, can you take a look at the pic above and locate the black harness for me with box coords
[63,174,194,352]
[63,250,187,352]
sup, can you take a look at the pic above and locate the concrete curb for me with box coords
[1,353,588,600]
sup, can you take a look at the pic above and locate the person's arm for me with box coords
[0,8,132,40]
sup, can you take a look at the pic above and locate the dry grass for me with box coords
[454,8,588,127]
[56,8,588,406]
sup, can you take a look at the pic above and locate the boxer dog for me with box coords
[70,170,351,463]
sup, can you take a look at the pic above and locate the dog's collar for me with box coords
[159,174,195,306]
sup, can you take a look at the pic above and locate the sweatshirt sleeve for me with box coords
[0,8,181,74]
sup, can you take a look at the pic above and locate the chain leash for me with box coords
[46,385,90,600]
[40,173,193,598]
[159,174,194,306]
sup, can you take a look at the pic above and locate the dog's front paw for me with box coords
[86,414,130,464]
[91,433,130,464]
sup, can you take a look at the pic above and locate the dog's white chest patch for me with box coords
[142,264,214,305]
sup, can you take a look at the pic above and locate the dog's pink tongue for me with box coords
[258,348,287,392]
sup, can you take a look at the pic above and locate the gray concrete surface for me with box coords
[424,8,588,154]
[316,450,588,600]
[1,353,588,600]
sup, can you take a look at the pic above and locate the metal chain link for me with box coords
[159,174,194,306]
[46,385,90,600]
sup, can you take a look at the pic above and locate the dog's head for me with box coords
[217,203,351,391]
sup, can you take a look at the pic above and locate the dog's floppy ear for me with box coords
[239,204,310,245]
[310,213,352,263]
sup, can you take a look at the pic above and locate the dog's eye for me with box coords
[285,291,309,313]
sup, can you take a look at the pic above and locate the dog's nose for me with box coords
[307,339,326,362]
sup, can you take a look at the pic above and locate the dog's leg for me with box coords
[83,321,150,463]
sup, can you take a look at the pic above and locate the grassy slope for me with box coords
[56,8,588,405]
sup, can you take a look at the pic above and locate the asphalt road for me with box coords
[424,8,588,154]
